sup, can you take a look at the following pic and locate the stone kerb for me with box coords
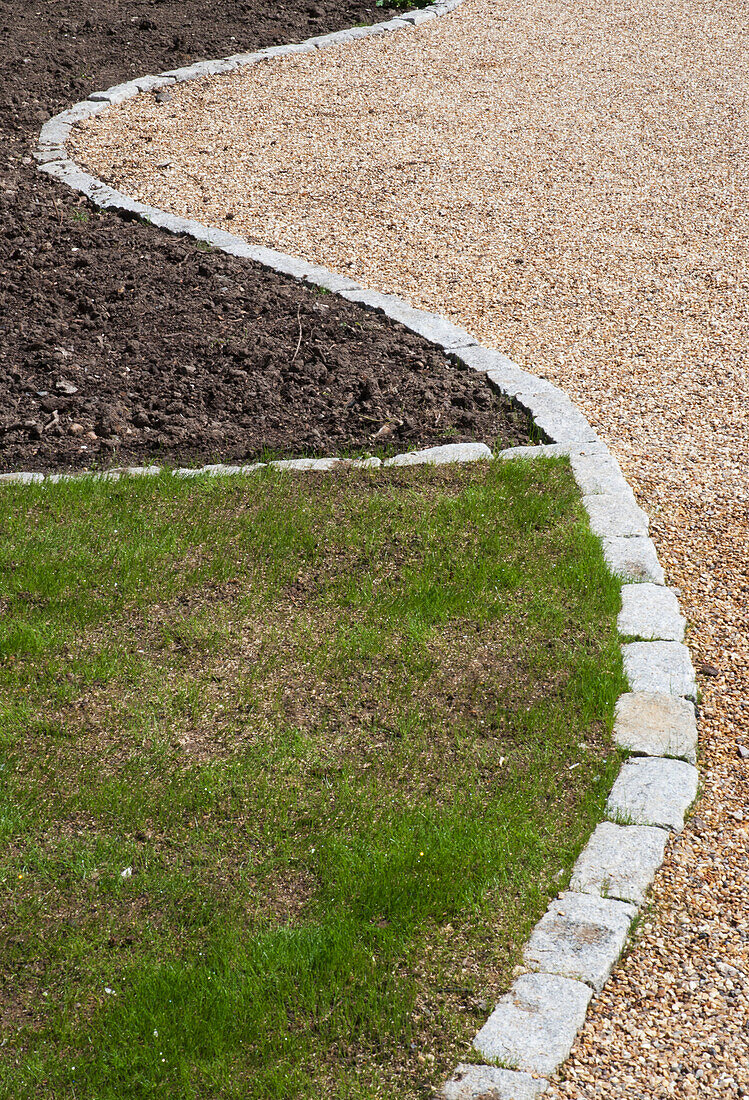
[26,3,700,1096]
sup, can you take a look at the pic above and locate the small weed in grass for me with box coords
[0,460,625,1099]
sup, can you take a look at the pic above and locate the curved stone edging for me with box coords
[26,4,699,1096]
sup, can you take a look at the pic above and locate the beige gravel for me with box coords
[72,0,749,1093]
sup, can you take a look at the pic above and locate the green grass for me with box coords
[375,0,434,10]
[0,459,625,1099]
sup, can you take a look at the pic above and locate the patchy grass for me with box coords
[0,460,625,1099]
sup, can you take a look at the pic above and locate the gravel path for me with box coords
[73,0,749,1093]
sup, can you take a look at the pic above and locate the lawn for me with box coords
[0,458,625,1099]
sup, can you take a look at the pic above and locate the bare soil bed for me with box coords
[0,0,530,474]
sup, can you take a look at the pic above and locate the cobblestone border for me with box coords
[26,5,699,1095]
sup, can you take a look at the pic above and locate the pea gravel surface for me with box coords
[72,0,749,1095]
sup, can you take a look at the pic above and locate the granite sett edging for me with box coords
[25,3,701,1095]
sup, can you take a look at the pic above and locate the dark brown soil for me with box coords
[0,0,531,474]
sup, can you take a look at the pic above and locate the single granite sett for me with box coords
[569,821,669,905]
[383,442,491,466]
[622,641,697,700]
[582,493,650,539]
[499,442,608,461]
[450,346,560,398]
[522,891,637,992]
[601,536,666,584]
[473,972,592,1077]
[614,692,697,763]
[606,757,699,831]
[340,287,477,349]
[618,584,686,642]
[567,452,633,497]
[441,1064,549,1100]
[513,392,599,444]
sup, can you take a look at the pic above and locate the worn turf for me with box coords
[0,460,625,1098]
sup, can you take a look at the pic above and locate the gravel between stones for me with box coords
[69,0,749,1095]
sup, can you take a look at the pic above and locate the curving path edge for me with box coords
[24,5,701,1096]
